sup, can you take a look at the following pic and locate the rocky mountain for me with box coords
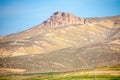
[43,11,89,27]
[0,11,120,74]
[0,11,90,58]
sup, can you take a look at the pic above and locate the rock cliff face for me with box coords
[43,11,89,28]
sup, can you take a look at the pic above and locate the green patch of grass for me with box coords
[0,75,14,80]
[26,75,120,80]
[14,72,60,76]
[0,72,61,80]
[1,73,120,80]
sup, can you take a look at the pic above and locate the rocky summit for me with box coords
[43,11,90,28]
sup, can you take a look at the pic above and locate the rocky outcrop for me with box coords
[43,11,90,28]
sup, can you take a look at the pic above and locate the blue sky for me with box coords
[0,0,120,35]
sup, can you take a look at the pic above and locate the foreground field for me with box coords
[0,65,120,80]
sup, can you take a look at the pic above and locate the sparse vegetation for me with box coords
[0,43,120,73]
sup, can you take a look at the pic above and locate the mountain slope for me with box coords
[0,43,120,73]
[0,13,120,58]
[0,12,90,57]
[0,12,120,74]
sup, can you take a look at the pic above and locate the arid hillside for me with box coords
[0,12,120,58]
[0,12,120,73]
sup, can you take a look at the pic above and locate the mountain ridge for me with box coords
[0,12,120,37]
[43,11,90,28]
